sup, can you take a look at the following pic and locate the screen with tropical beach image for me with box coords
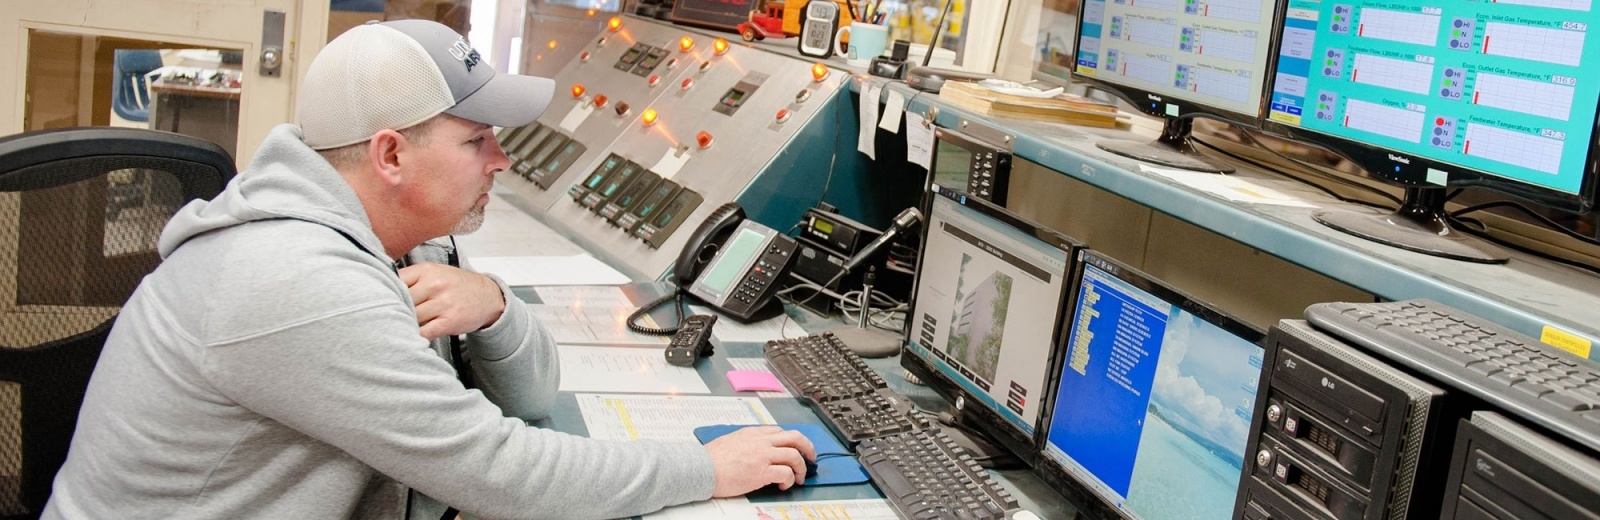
[1045,259,1264,520]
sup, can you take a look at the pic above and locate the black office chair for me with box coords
[0,127,233,519]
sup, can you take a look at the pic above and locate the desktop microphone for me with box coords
[840,207,923,274]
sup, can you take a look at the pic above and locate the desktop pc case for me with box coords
[1439,411,1600,519]
[898,185,1085,465]
[1236,320,1464,520]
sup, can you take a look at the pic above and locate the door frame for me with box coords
[1,0,329,166]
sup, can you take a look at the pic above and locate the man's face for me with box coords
[404,115,509,237]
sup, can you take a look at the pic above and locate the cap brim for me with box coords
[445,73,554,128]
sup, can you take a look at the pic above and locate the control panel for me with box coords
[495,15,851,279]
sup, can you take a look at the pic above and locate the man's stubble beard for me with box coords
[450,202,487,235]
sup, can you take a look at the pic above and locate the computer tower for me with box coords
[1235,320,1465,519]
[1440,411,1600,519]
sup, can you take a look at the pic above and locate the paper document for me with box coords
[527,304,668,346]
[879,90,907,133]
[1140,165,1319,208]
[690,305,807,343]
[534,286,631,307]
[576,394,775,442]
[472,254,630,286]
[726,358,793,398]
[558,346,711,394]
[858,83,882,159]
[644,498,898,520]
[905,112,934,170]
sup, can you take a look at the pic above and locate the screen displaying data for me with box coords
[1044,252,1265,520]
[1075,0,1281,116]
[1267,0,1600,195]
[907,187,1075,437]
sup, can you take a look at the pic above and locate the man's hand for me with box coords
[704,425,816,497]
[398,263,505,340]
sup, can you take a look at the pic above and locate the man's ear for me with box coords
[368,129,406,187]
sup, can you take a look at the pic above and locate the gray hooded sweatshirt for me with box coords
[43,125,715,520]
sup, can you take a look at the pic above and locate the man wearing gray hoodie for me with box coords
[43,19,813,520]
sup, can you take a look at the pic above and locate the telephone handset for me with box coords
[628,202,798,335]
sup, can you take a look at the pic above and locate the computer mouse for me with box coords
[805,457,818,478]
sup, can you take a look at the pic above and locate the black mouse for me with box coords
[805,457,818,478]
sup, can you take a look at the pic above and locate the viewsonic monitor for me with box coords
[1039,250,1267,519]
[1262,0,1600,262]
[1073,0,1284,171]
[901,184,1084,460]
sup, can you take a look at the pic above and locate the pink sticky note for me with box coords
[727,370,786,392]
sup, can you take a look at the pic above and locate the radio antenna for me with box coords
[922,0,956,67]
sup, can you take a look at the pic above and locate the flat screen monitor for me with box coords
[901,184,1083,459]
[1039,250,1266,519]
[1261,0,1600,263]
[1072,0,1283,171]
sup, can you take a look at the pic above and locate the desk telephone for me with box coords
[627,202,798,338]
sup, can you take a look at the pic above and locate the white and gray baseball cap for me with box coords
[298,19,554,150]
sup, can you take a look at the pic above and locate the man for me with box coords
[44,19,813,519]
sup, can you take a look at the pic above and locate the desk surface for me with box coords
[467,204,1074,517]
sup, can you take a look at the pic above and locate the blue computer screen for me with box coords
[1266,0,1600,195]
[1044,255,1264,519]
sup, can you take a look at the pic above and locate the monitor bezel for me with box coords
[1034,249,1268,518]
[1258,71,1600,214]
[1069,0,1291,126]
[899,183,1086,463]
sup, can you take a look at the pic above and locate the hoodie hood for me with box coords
[159,124,387,261]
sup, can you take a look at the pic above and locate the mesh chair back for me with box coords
[0,127,232,518]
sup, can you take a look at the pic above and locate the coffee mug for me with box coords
[834,23,889,66]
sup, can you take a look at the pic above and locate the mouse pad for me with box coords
[693,424,869,486]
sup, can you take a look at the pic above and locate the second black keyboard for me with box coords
[857,429,1021,520]
[765,332,933,442]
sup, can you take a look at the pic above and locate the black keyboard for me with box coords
[765,332,933,442]
[1305,299,1600,452]
[857,429,1021,520]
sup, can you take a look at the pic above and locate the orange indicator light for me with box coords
[641,109,659,126]
[571,84,585,98]
[713,38,730,55]
[811,63,829,82]
[696,131,714,148]
[607,17,622,31]
[679,36,696,52]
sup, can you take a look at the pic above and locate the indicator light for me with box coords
[811,62,829,82]
[579,51,592,62]
[697,131,714,149]
[571,84,585,98]
[679,36,695,52]
[607,17,622,32]
[614,102,630,116]
[648,74,661,87]
[547,40,558,49]
[641,108,659,126]
[775,108,792,123]
[713,38,730,55]
[592,94,609,109]
[681,78,694,90]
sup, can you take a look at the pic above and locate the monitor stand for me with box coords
[1096,116,1236,173]
[1313,186,1509,263]
[936,409,1025,469]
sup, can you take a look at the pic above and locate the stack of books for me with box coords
[938,81,1119,128]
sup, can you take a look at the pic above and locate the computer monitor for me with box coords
[901,184,1083,459]
[1033,0,1084,86]
[1261,0,1600,263]
[1038,250,1266,519]
[1072,0,1283,172]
